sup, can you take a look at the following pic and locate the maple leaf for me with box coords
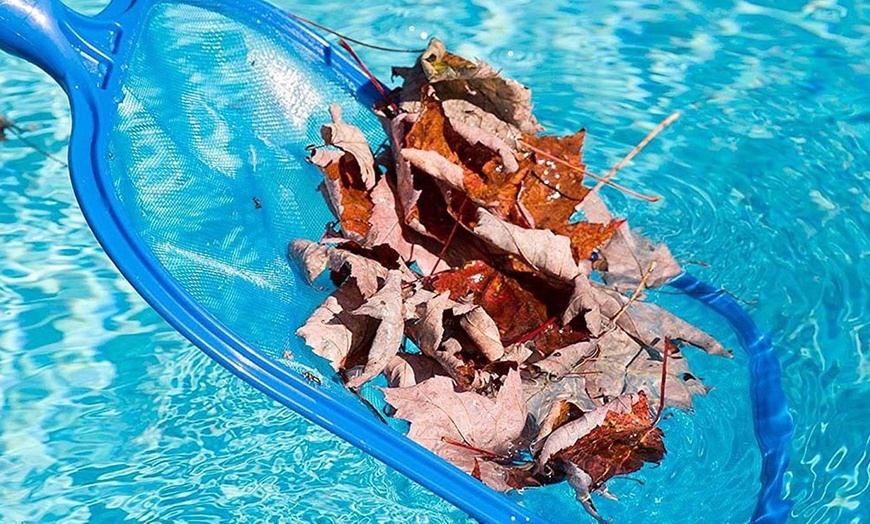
[577,326,710,411]
[403,289,485,390]
[528,340,597,379]
[592,283,731,357]
[553,392,665,486]
[577,192,682,290]
[394,38,543,141]
[538,392,665,521]
[288,239,388,298]
[458,306,505,362]
[473,208,580,282]
[320,104,377,189]
[515,130,589,229]
[383,370,529,491]
[562,274,603,336]
[310,146,375,243]
[296,283,377,372]
[384,353,447,388]
[366,175,445,274]
[345,270,405,388]
[430,260,588,354]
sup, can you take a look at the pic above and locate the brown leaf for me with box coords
[552,392,665,490]
[430,260,588,354]
[383,369,528,491]
[320,104,377,189]
[458,306,505,362]
[296,283,377,372]
[366,176,444,274]
[539,393,641,467]
[401,148,466,192]
[592,283,731,357]
[288,239,387,298]
[579,326,710,411]
[395,39,542,140]
[473,208,580,282]
[310,147,374,242]
[384,353,447,388]
[524,374,596,444]
[563,274,603,336]
[529,340,597,378]
[347,270,405,388]
[516,130,589,229]
[577,192,682,289]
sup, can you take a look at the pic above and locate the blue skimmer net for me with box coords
[0,1,793,522]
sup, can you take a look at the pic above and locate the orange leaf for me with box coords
[430,260,588,354]
[318,152,375,241]
[555,391,666,489]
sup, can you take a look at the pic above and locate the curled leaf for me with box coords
[321,104,377,189]
[296,283,377,372]
[459,306,505,362]
[288,239,392,298]
[473,208,579,282]
[347,270,405,388]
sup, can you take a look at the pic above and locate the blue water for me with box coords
[1,1,867,523]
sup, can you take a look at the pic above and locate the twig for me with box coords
[517,140,660,202]
[610,261,657,325]
[4,125,68,167]
[652,338,673,426]
[590,111,680,194]
[285,12,426,53]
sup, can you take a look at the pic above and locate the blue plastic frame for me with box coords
[0,1,793,522]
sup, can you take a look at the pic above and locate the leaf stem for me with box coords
[338,40,399,114]
[441,436,507,460]
[509,316,557,346]
[652,338,673,426]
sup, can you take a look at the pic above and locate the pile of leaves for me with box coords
[288,39,731,521]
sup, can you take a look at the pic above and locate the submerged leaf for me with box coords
[383,370,528,491]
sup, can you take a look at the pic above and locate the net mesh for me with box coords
[107,2,386,405]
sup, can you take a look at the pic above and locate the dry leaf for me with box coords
[288,239,388,298]
[473,208,580,282]
[383,370,528,491]
[346,270,405,388]
[321,104,377,189]
[459,306,506,361]
[296,283,377,371]
[384,353,446,388]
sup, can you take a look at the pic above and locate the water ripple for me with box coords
[1,0,868,522]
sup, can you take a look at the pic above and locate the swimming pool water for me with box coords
[0,0,867,522]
